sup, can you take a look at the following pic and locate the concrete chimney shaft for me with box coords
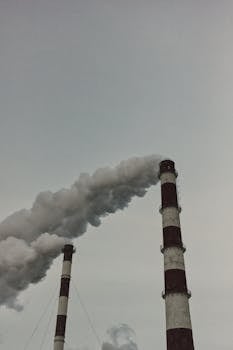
[159,160,194,350]
[53,244,75,350]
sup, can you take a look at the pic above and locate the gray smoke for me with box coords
[102,324,138,350]
[0,155,161,309]
[64,324,138,350]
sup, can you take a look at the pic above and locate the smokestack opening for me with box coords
[159,159,177,178]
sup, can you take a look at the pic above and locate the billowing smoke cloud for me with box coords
[102,324,138,350]
[0,155,161,309]
[64,324,138,350]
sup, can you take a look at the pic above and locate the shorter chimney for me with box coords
[54,244,75,350]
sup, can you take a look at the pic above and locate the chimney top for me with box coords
[159,159,177,177]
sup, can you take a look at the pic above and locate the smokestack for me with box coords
[54,244,75,350]
[159,160,194,350]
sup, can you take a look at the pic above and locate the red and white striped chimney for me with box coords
[159,160,194,350]
[54,244,75,350]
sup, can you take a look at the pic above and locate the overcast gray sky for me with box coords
[0,0,233,349]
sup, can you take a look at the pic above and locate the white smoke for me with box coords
[102,324,138,350]
[0,155,161,309]
[64,324,138,350]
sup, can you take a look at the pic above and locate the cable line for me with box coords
[39,292,57,350]
[72,279,102,347]
[22,285,58,350]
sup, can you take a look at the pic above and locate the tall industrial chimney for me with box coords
[54,244,75,350]
[159,160,194,350]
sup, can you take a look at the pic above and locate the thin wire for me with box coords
[71,279,102,347]
[64,339,72,350]
[39,292,58,350]
[22,285,58,350]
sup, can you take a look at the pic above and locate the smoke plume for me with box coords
[0,155,161,309]
[102,324,138,350]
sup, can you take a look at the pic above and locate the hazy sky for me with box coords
[0,1,233,349]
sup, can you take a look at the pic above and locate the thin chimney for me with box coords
[53,244,75,350]
[159,160,194,350]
